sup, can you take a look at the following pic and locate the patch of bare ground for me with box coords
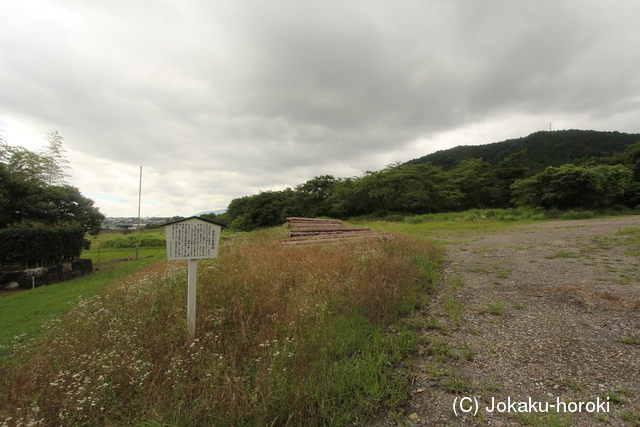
[372,216,640,427]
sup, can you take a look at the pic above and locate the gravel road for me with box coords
[373,216,640,427]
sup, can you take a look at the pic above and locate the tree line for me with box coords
[1,131,105,267]
[208,139,640,231]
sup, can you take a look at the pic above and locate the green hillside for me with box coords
[406,129,640,170]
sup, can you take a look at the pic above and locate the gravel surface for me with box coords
[372,216,640,427]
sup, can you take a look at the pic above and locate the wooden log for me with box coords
[290,224,341,229]
[287,230,381,240]
[286,217,342,224]
[283,232,392,242]
[282,233,392,246]
[290,232,373,238]
[290,226,370,233]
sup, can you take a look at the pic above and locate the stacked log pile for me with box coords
[281,217,391,246]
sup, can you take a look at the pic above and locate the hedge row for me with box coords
[0,225,90,268]
[102,235,166,249]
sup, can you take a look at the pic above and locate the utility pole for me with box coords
[136,166,142,259]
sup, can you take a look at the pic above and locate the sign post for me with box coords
[162,217,223,341]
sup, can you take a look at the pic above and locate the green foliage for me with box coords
[38,131,71,186]
[198,212,218,222]
[511,164,632,209]
[1,135,104,234]
[226,189,295,230]
[452,158,497,209]
[0,224,89,267]
[292,175,339,217]
[101,235,166,249]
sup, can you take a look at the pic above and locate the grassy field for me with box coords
[0,253,165,359]
[0,229,172,357]
[0,227,440,426]
[84,229,167,267]
[2,210,635,425]
[347,208,550,241]
[349,207,640,241]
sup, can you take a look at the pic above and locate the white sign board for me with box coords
[162,216,223,341]
[164,217,221,260]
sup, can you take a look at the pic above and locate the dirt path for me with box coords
[376,217,640,426]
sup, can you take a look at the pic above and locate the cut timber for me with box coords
[286,217,342,224]
[291,226,371,234]
[282,217,391,245]
[282,233,392,246]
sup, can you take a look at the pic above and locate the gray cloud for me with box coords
[2,0,640,216]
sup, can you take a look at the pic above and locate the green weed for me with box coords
[460,341,475,361]
[621,410,640,426]
[477,301,506,316]
[443,294,461,328]
[442,368,471,394]
[518,410,572,427]
[618,336,640,345]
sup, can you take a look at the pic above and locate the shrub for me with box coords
[383,214,405,222]
[0,225,89,268]
[560,210,594,220]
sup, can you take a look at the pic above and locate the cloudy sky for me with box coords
[2,1,640,218]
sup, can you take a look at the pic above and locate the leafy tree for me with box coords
[618,141,640,206]
[292,175,339,218]
[356,164,421,215]
[1,142,47,185]
[494,151,529,207]
[451,158,498,209]
[0,134,104,234]
[199,212,218,222]
[410,163,462,213]
[225,189,296,230]
[621,141,640,181]
[511,164,632,209]
[327,177,365,218]
[38,131,71,186]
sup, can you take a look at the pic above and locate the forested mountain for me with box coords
[406,130,640,171]
[209,130,640,231]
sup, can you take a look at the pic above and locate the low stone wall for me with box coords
[0,259,93,290]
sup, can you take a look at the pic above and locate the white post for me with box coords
[187,258,197,341]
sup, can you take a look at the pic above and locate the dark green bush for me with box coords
[0,225,89,268]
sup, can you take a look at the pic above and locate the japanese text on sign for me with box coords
[166,220,219,260]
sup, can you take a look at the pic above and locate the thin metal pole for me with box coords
[187,259,197,341]
[136,166,142,259]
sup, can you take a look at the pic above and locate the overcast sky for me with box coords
[2,1,640,218]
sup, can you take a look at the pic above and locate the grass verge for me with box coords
[0,253,164,359]
[0,228,441,426]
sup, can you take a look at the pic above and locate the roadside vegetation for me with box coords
[0,228,440,426]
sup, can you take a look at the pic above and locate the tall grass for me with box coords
[0,229,440,426]
[351,206,638,227]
